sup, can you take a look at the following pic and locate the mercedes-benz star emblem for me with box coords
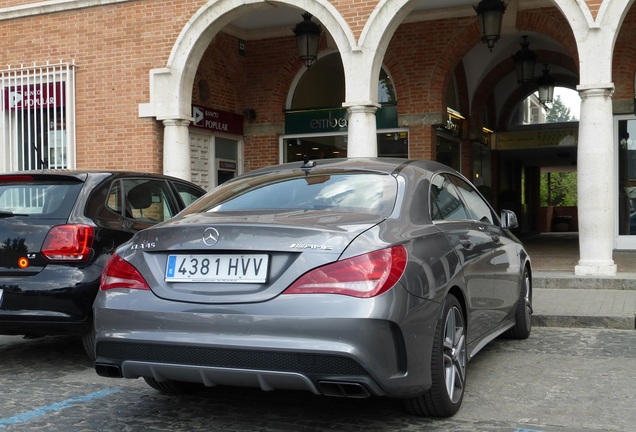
[202,227,220,246]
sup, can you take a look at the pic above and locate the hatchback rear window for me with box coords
[0,180,82,219]
[183,171,397,217]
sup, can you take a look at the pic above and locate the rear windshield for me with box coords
[182,171,398,217]
[0,180,82,219]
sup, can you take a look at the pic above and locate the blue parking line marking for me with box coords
[0,388,120,429]
[515,428,546,432]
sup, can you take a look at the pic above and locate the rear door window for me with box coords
[171,181,205,207]
[448,175,497,226]
[429,174,470,221]
[106,179,180,222]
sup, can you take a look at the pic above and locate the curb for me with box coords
[532,286,636,330]
[533,271,636,291]
[533,313,636,331]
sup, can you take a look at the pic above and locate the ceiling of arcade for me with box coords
[221,0,583,133]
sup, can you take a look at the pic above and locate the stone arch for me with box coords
[353,0,417,104]
[469,7,580,132]
[613,4,636,101]
[286,48,340,109]
[139,0,356,121]
[473,50,578,128]
[516,8,579,66]
[498,77,580,127]
[550,0,634,84]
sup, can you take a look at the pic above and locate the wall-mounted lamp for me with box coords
[447,107,465,120]
[512,36,537,84]
[536,64,557,103]
[474,0,507,51]
[243,109,256,122]
[293,13,322,68]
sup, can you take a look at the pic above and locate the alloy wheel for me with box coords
[443,305,467,403]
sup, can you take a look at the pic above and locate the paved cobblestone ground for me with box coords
[1,327,635,431]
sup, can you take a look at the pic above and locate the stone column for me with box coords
[162,119,192,181]
[575,85,617,275]
[344,104,379,157]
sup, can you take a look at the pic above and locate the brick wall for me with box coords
[0,1,200,172]
[1,0,635,174]
[614,5,636,103]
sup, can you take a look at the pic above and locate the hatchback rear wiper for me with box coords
[0,210,28,217]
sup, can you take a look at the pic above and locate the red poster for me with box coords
[191,104,244,135]
[3,82,65,111]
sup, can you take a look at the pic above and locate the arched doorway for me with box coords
[282,52,405,162]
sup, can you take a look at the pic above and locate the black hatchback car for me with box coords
[0,170,206,358]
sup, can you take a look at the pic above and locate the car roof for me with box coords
[244,157,457,177]
[0,169,203,184]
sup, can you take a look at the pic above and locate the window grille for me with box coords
[0,61,76,172]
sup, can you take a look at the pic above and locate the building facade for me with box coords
[1,0,635,275]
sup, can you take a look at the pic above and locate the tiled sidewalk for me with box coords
[533,288,636,329]
[521,233,636,330]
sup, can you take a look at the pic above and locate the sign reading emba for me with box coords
[285,105,397,135]
[310,111,348,130]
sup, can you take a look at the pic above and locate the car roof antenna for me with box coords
[301,155,316,171]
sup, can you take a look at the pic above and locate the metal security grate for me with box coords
[0,61,77,172]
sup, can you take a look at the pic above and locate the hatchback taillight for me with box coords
[100,254,150,291]
[42,224,94,261]
[284,245,407,298]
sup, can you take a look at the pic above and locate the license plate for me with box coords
[165,254,268,283]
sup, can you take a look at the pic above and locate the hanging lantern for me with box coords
[512,36,537,84]
[537,65,557,103]
[293,13,322,68]
[474,0,507,51]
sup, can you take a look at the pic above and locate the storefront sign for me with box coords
[496,128,578,149]
[284,105,398,135]
[3,82,65,111]
[218,160,237,171]
[191,104,243,135]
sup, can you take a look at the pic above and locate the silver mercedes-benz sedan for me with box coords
[93,158,532,417]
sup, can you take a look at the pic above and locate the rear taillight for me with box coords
[284,245,407,298]
[100,254,150,291]
[42,224,94,261]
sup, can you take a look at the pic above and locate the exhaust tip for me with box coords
[95,363,123,378]
[317,381,371,398]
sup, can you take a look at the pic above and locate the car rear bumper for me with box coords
[0,264,100,336]
[94,288,442,398]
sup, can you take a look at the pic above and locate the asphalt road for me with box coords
[1,327,635,431]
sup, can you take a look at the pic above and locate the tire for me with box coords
[143,377,204,395]
[503,266,532,340]
[81,322,96,360]
[404,294,467,417]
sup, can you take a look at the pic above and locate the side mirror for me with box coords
[500,209,518,229]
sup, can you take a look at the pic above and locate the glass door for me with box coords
[617,119,636,233]
[214,137,240,186]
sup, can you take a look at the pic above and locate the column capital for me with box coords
[342,101,380,111]
[162,118,191,128]
[576,84,615,99]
